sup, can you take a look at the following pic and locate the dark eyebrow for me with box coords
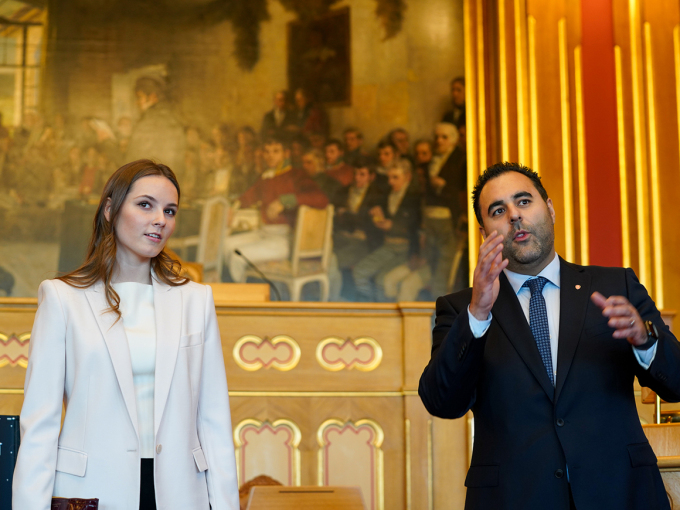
[486,190,534,216]
[135,194,178,208]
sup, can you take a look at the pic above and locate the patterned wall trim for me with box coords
[0,332,30,368]
[315,336,383,372]
[317,418,385,510]
[232,335,301,371]
[233,418,302,487]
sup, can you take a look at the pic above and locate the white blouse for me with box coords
[112,282,156,459]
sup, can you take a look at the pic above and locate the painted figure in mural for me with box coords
[261,90,295,141]
[419,162,680,510]
[352,161,421,301]
[332,158,384,300]
[229,125,262,200]
[389,127,414,167]
[223,137,328,284]
[423,122,467,298]
[442,76,466,128]
[324,138,354,186]
[302,147,342,202]
[342,127,367,168]
[292,88,328,139]
[12,159,239,510]
[126,76,186,183]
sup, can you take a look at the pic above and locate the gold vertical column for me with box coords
[405,419,411,510]
[427,419,433,510]
[628,0,651,291]
[643,22,663,308]
[514,0,530,166]
[675,26,680,183]
[574,46,589,265]
[528,16,539,174]
[498,0,510,160]
[614,46,631,268]
[465,0,478,275]
[558,18,575,262]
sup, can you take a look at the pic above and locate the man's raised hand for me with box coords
[590,292,648,346]
[470,231,508,321]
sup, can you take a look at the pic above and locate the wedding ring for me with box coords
[629,319,636,327]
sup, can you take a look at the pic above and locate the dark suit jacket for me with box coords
[419,258,680,510]
[261,109,295,139]
[424,147,467,220]
[375,182,422,257]
[333,182,384,250]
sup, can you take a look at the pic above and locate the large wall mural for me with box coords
[0,0,466,302]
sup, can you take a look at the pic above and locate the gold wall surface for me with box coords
[465,0,680,313]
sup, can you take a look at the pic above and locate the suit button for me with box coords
[554,469,564,479]
[556,418,564,427]
[156,444,162,454]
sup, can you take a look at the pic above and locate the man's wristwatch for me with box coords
[636,320,660,350]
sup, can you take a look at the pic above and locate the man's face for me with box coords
[302,154,320,176]
[263,142,287,169]
[388,168,410,192]
[451,81,465,107]
[325,144,343,166]
[295,90,306,109]
[414,142,433,165]
[136,91,158,112]
[391,131,410,155]
[378,146,396,168]
[479,172,556,275]
[274,92,286,110]
[434,126,457,154]
[344,131,361,152]
[354,167,373,189]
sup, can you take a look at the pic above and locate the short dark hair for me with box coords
[472,162,549,226]
[451,76,465,87]
[343,127,363,139]
[134,76,164,98]
[353,155,376,174]
[325,138,343,151]
[377,139,397,152]
[262,136,289,150]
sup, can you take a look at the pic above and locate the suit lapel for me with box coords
[85,282,139,438]
[152,276,182,435]
[493,272,555,401]
[554,258,591,402]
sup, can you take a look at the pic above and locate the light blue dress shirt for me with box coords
[467,253,657,373]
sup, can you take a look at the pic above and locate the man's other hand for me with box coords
[590,292,648,346]
[470,231,508,321]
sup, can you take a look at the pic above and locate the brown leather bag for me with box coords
[51,497,99,509]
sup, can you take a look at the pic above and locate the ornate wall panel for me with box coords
[315,336,383,372]
[233,418,302,487]
[317,418,384,510]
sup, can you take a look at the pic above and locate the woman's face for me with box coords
[106,175,178,267]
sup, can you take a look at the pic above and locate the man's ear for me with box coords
[103,198,112,223]
[479,225,487,241]
[546,198,556,224]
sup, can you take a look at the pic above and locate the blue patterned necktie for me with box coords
[523,277,554,386]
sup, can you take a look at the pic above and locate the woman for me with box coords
[12,160,239,510]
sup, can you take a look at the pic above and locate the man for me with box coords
[442,76,466,128]
[353,161,421,301]
[333,159,383,275]
[423,122,467,298]
[224,137,328,283]
[292,88,328,138]
[419,162,680,510]
[261,90,295,140]
[343,127,367,167]
[302,147,342,201]
[126,76,186,182]
[324,138,354,186]
[389,127,413,163]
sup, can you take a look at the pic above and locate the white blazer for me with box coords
[12,277,239,510]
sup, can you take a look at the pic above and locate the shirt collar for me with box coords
[503,253,560,296]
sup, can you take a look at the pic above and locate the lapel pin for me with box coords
[575,285,581,290]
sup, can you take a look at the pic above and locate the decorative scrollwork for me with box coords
[233,334,301,371]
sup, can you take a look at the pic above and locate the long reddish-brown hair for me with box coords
[58,159,189,317]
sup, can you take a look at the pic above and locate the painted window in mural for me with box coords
[0,0,466,302]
